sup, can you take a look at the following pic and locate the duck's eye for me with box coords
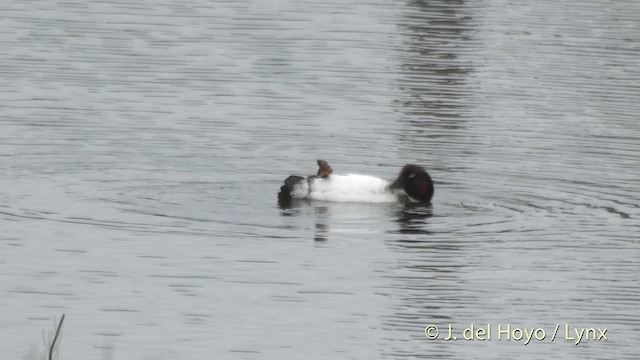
[408,173,416,179]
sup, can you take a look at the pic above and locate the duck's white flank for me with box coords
[292,174,399,203]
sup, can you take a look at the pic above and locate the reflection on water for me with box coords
[1,0,639,359]
[392,205,434,235]
[313,206,329,242]
[397,0,473,121]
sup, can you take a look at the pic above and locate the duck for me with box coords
[277,160,434,204]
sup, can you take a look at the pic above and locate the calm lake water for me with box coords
[1,0,639,359]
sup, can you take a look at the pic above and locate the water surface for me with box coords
[1,0,639,359]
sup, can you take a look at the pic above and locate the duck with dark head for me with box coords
[389,164,434,204]
[277,161,434,204]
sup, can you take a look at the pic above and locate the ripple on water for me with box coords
[1,0,640,359]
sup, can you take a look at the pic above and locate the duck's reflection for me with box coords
[313,206,329,242]
[392,203,433,235]
[278,199,331,242]
[280,196,436,241]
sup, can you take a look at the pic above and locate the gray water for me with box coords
[1,0,639,359]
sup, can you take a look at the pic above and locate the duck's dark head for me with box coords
[389,164,434,203]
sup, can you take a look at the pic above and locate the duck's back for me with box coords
[309,174,397,203]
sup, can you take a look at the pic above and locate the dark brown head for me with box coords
[389,164,434,203]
